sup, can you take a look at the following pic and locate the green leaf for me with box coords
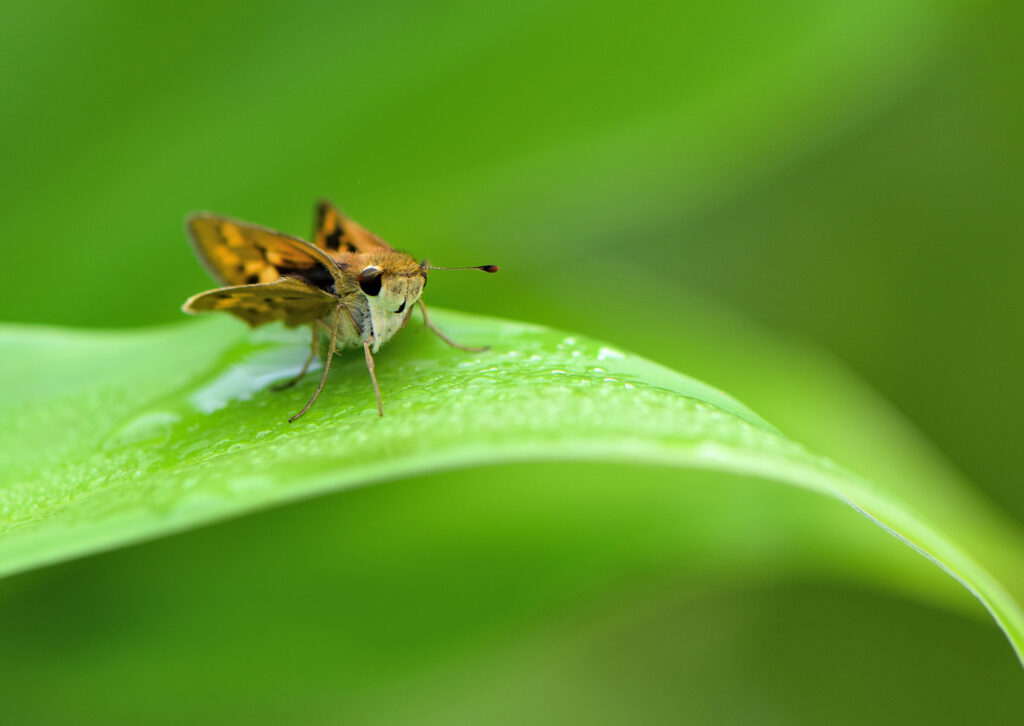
[1,309,1022,666]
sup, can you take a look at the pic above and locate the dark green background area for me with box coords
[3,467,1024,724]
[2,0,1022,721]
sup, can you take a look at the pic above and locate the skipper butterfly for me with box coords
[182,200,498,420]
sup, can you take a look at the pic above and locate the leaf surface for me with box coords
[1,310,1022,665]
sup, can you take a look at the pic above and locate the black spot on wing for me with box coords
[246,275,259,284]
[324,227,344,251]
[279,264,336,293]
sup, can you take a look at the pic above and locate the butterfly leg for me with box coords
[417,299,489,352]
[289,304,342,422]
[363,339,384,417]
[272,324,320,391]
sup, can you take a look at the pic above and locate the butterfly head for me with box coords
[356,252,500,349]
[356,252,426,347]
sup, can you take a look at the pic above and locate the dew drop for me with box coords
[597,346,625,361]
[103,410,182,449]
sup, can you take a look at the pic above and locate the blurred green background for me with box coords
[2,0,1023,722]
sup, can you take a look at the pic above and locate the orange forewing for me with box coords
[182,276,335,328]
[313,199,392,256]
[186,213,343,288]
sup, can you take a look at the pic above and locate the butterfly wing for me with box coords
[186,213,343,290]
[313,199,392,255]
[182,276,336,328]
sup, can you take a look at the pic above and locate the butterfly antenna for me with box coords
[423,264,499,273]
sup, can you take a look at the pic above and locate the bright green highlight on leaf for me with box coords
[1,309,1022,666]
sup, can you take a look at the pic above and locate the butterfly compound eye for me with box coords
[359,268,382,296]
